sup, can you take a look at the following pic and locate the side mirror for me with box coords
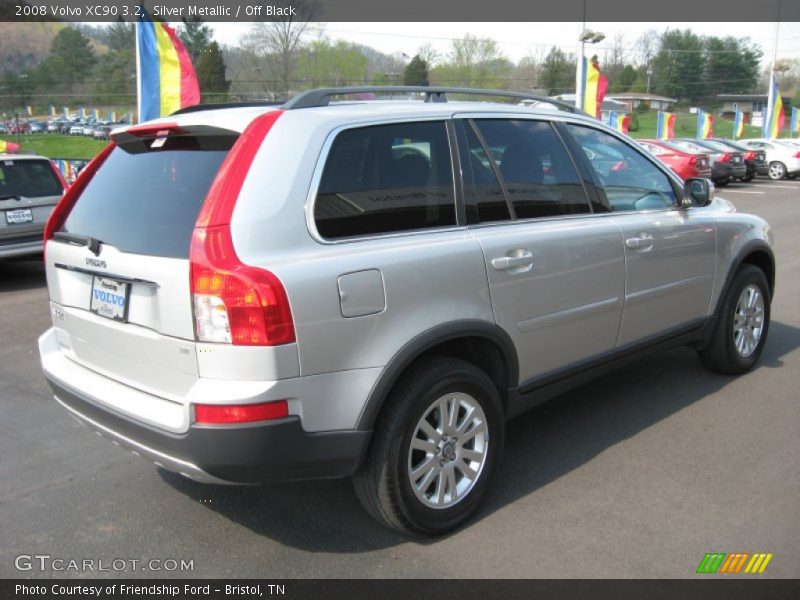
[683,177,714,207]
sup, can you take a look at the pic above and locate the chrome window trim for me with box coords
[304,116,462,245]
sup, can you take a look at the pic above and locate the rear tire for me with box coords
[699,265,770,375]
[353,357,505,535]
[768,161,786,180]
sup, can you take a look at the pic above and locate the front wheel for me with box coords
[353,357,505,535]
[768,161,786,180]
[699,265,770,374]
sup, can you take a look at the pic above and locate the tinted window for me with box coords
[315,121,455,239]
[459,124,510,223]
[567,124,678,212]
[472,119,590,219]
[62,135,235,258]
[0,159,63,198]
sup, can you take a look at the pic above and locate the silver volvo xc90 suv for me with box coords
[38,88,774,535]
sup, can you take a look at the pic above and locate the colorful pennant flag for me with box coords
[108,110,117,122]
[791,107,799,135]
[136,13,200,122]
[732,107,745,139]
[607,111,630,134]
[25,106,33,116]
[49,105,56,117]
[696,110,714,139]
[763,72,785,139]
[581,56,608,119]
[656,111,676,140]
[62,106,69,119]
[92,108,99,119]
[0,140,21,153]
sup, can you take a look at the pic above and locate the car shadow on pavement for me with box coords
[161,320,800,552]
[0,257,46,293]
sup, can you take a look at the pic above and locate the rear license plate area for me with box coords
[90,276,130,322]
[5,208,33,224]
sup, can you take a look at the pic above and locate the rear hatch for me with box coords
[0,158,63,246]
[45,127,237,400]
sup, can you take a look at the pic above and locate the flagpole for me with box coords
[135,21,142,124]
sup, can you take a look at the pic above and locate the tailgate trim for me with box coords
[55,262,160,287]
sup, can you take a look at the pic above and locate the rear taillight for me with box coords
[194,400,289,424]
[688,155,698,165]
[189,109,290,347]
[190,226,294,346]
[719,153,731,163]
[744,151,756,160]
[43,143,116,253]
[794,151,800,158]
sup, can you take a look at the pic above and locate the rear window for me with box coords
[0,160,63,199]
[61,135,236,258]
[314,121,456,239]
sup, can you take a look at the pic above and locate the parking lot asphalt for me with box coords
[1,181,798,579]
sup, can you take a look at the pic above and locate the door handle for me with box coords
[492,251,534,271]
[625,234,654,251]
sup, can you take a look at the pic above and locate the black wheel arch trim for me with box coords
[355,320,519,431]
[714,240,775,318]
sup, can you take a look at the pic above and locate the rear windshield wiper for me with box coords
[0,194,20,201]
[52,231,103,255]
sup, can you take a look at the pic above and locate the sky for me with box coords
[210,21,800,65]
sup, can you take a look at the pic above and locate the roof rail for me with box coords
[170,101,283,116]
[281,86,587,115]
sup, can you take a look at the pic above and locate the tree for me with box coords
[633,29,659,69]
[403,55,429,86]
[179,18,213,64]
[540,46,572,95]
[35,27,96,102]
[610,64,638,93]
[431,34,512,89]
[243,1,318,99]
[196,41,230,102]
[651,29,706,101]
[704,36,761,95]
[297,39,366,87]
[92,23,135,105]
[603,33,627,83]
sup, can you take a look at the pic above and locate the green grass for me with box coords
[10,134,107,159]
[629,111,772,140]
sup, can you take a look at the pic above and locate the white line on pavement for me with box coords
[749,183,800,188]
[722,191,765,194]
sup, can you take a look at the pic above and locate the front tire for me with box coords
[768,161,786,180]
[353,357,505,535]
[699,265,770,374]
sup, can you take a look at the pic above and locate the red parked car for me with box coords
[637,139,712,181]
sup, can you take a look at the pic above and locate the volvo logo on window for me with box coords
[86,258,107,269]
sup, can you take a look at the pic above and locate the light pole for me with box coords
[575,29,605,111]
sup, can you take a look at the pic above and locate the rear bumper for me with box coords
[756,163,769,175]
[45,373,370,484]
[0,238,43,259]
[711,163,732,182]
[730,164,747,178]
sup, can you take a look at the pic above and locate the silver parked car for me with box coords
[0,154,66,258]
[38,87,775,535]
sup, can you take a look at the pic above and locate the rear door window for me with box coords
[0,160,63,198]
[61,134,236,258]
[471,119,591,219]
[314,121,456,239]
